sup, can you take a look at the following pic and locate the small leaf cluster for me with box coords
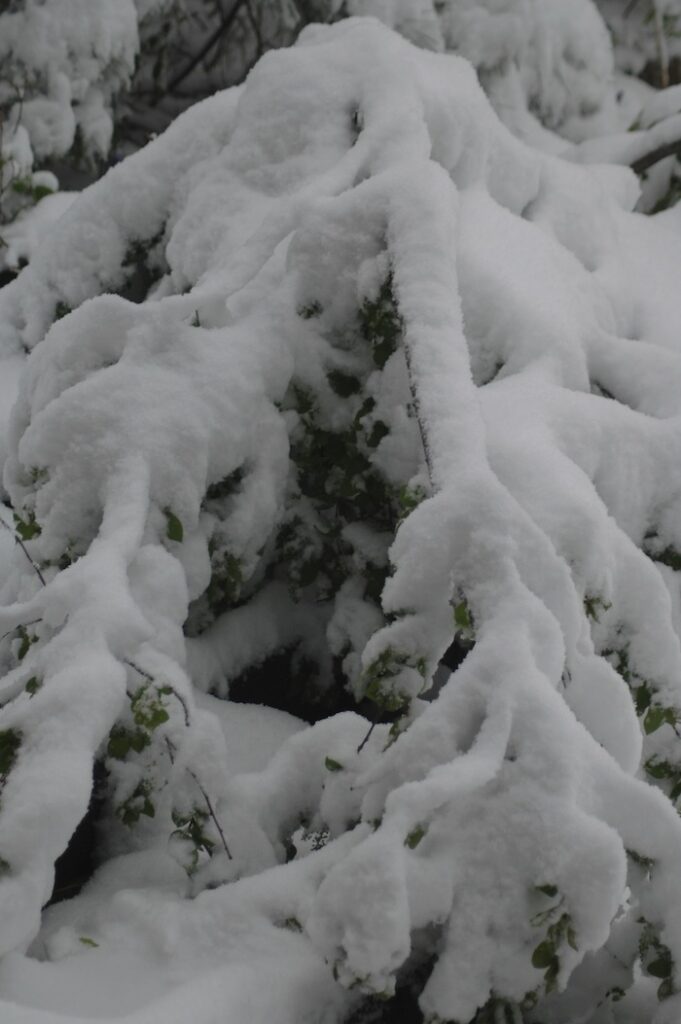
[13,510,40,541]
[15,625,37,662]
[639,919,676,1000]
[116,778,155,827]
[118,229,166,303]
[107,681,173,827]
[275,280,417,689]
[107,682,171,763]
[190,471,247,626]
[530,885,577,994]
[584,594,611,623]
[404,824,427,849]
[452,598,475,646]
[358,275,402,370]
[205,548,243,612]
[10,177,54,204]
[170,807,214,875]
[362,646,428,714]
[645,756,681,802]
[601,640,678,735]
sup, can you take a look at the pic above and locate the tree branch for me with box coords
[159,0,249,101]
[631,139,681,175]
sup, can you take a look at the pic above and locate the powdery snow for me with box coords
[1,13,681,1024]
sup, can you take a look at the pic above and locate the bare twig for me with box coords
[188,768,233,860]
[357,719,376,754]
[652,0,671,89]
[631,139,681,175]
[0,517,46,586]
[165,736,233,861]
[159,0,249,100]
[0,618,40,644]
[244,0,264,58]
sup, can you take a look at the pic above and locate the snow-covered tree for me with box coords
[0,0,307,275]
[597,0,681,87]
[5,8,681,1024]
[0,0,144,213]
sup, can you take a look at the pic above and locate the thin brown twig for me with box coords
[631,139,681,175]
[0,618,40,644]
[159,0,249,100]
[165,736,233,861]
[0,517,46,586]
[356,719,376,754]
[188,768,233,860]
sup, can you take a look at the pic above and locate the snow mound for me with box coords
[2,15,681,1024]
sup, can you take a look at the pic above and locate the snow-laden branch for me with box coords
[3,15,681,1024]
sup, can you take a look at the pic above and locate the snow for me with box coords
[0,702,330,1024]
[1,195,79,278]
[0,0,139,169]
[2,10,681,1024]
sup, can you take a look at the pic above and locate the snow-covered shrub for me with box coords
[597,0,681,85]
[5,15,681,1024]
[347,0,616,144]
[0,0,145,277]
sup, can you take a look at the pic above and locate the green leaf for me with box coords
[648,957,672,979]
[25,676,41,697]
[366,420,389,449]
[54,301,72,321]
[535,884,558,898]
[655,546,681,572]
[644,706,676,734]
[324,757,344,772]
[11,178,32,195]
[79,936,99,948]
[116,779,155,827]
[16,627,35,661]
[204,468,244,502]
[453,600,472,633]
[328,370,361,397]
[107,725,149,760]
[584,595,611,622]
[405,825,427,849]
[520,991,538,1011]
[13,512,41,541]
[164,509,184,543]
[658,977,675,1000]
[635,682,652,713]
[531,940,556,969]
[645,758,673,779]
